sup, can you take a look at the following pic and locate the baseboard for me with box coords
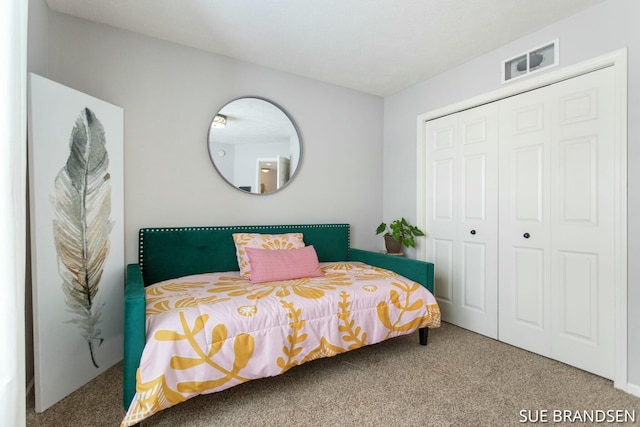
[626,382,640,398]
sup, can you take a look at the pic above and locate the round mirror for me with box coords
[208,97,301,194]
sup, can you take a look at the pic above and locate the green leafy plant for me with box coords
[376,218,425,248]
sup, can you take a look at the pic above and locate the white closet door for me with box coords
[497,83,552,355]
[425,113,458,327]
[548,67,615,379]
[425,103,499,338]
[499,67,615,379]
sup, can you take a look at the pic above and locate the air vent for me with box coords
[502,39,559,83]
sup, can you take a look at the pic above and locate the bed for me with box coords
[121,224,440,426]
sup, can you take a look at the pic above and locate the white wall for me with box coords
[41,11,384,261]
[383,0,640,390]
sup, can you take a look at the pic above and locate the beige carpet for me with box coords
[26,322,639,426]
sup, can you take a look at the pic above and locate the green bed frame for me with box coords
[123,223,434,410]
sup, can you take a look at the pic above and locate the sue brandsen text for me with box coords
[519,409,636,424]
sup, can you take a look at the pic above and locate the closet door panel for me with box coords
[433,238,454,304]
[462,242,486,311]
[498,86,552,355]
[460,153,489,313]
[457,105,499,337]
[425,104,498,338]
[513,146,544,222]
[558,251,598,340]
[513,248,545,329]
[434,159,455,221]
[461,154,486,221]
[559,137,597,224]
[426,115,459,322]
[549,67,615,379]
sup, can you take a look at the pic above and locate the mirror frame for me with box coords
[207,96,303,195]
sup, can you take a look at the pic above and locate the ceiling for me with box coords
[45,0,604,97]
[209,97,299,146]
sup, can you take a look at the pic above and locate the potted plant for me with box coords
[376,218,425,254]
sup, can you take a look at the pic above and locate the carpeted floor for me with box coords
[26,322,639,426]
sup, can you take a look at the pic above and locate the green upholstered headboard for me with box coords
[138,224,350,285]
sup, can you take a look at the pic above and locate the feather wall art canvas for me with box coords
[28,74,124,412]
[51,107,113,369]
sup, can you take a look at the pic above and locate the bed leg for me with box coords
[419,327,429,346]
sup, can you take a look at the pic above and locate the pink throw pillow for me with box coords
[244,245,324,284]
[232,233,305,279]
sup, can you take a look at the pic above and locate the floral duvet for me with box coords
[121,261,441,426]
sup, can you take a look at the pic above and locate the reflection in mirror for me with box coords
[208,97,301,194]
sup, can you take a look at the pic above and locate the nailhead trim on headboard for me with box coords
[138,224,350,272]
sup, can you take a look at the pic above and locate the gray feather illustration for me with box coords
[51,107,113,368]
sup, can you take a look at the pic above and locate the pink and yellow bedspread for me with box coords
[121,262,440,426]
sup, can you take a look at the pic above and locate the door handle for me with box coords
[523,233,530,239]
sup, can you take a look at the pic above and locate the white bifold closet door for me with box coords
[425,66,615,379]
[425,103,499,339]
[498,66,615,379]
